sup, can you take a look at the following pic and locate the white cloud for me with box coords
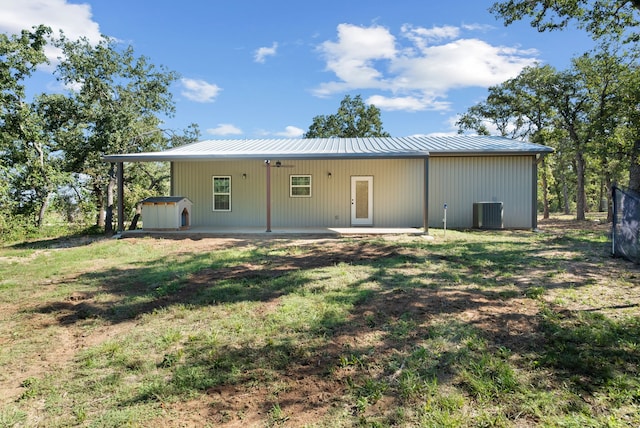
[181,78,221,103]
[0,0,102,62]
[275,126,305,138]
[462,23,495,32]
[401,24,460,50]
[411,131,458,137]
[47,79,82,93]
[314,23,539,112]
[254,42,278,63]
[206,124,242,136]
[390,39,538,92]
[315,23,396,95]
[366,94,449,112]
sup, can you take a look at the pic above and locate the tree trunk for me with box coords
[128,203,142,230]
[575,151,586,221]
[94,183,105,228]
[629,138,640,193]
[552,181,562,212]
[561,170,571,215]
[541,157,550,219]
[605,176,613,223]
[33,141,49,228]
[105,205,113,234]
[97,207,106,227]
[36,193,48,228]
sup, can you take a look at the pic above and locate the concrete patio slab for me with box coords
[119,226,427,238]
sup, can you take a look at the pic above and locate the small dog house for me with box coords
[141,197,192,230]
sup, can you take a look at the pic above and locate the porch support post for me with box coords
[532,156,538,230]
[423,156,429,234]
[265,160,272,232]
[117,162,125,233]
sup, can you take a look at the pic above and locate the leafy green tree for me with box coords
[457,65,557,140]
[457,64,559,217]
[611,54,640,195]
[126,125,201,197]
[490,1,640,194]
[53,33,179,232]
[538,67,590,220]
[304,95,390,138]
[456,84,527,139]
[507,66,561,218]
[0,25,50,127]
[5,94,74,227]
[576,45,638,217]
[123,124,200,229]
[545,47,640,218]
[458,51,636,221]
[490,0,640,40]
[0,25,51,231]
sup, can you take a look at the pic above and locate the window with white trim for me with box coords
[290,175,312,197]
[212,176,231,211]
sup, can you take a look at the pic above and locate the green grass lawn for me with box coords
[0,217,639,427]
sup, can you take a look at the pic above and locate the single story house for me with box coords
[103,135,553,233]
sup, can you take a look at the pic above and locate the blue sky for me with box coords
[2,0,595,139]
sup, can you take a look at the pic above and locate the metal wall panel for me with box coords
[172,160,265,227]
[173,158,425,228]
[428,156,534,229]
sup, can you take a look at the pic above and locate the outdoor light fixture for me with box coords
[275,161,282,167]
[327,172,332,178]
[242,173,247,179]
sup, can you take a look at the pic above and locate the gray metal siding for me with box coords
[428,156,535,229]
[173,158,424,228]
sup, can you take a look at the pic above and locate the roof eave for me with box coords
[102,151,431,162]
[428,149,554,157]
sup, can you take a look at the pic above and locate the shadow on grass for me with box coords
[5,226,107,250]
[31,240,409,324]
[539,308,640,392]
[26,225,640,424]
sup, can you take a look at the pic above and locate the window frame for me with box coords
[212,175,232,211]
[289,174,312,198]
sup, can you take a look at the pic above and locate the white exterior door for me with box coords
[351,176,373,226]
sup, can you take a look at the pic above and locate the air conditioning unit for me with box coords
[473,202,504,229]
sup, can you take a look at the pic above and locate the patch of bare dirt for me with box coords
[537,214,610,232]
[2,218,639,427]
[0,305,137,406]
[147,285,542,427]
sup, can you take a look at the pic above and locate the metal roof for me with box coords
[103,135,553,162]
